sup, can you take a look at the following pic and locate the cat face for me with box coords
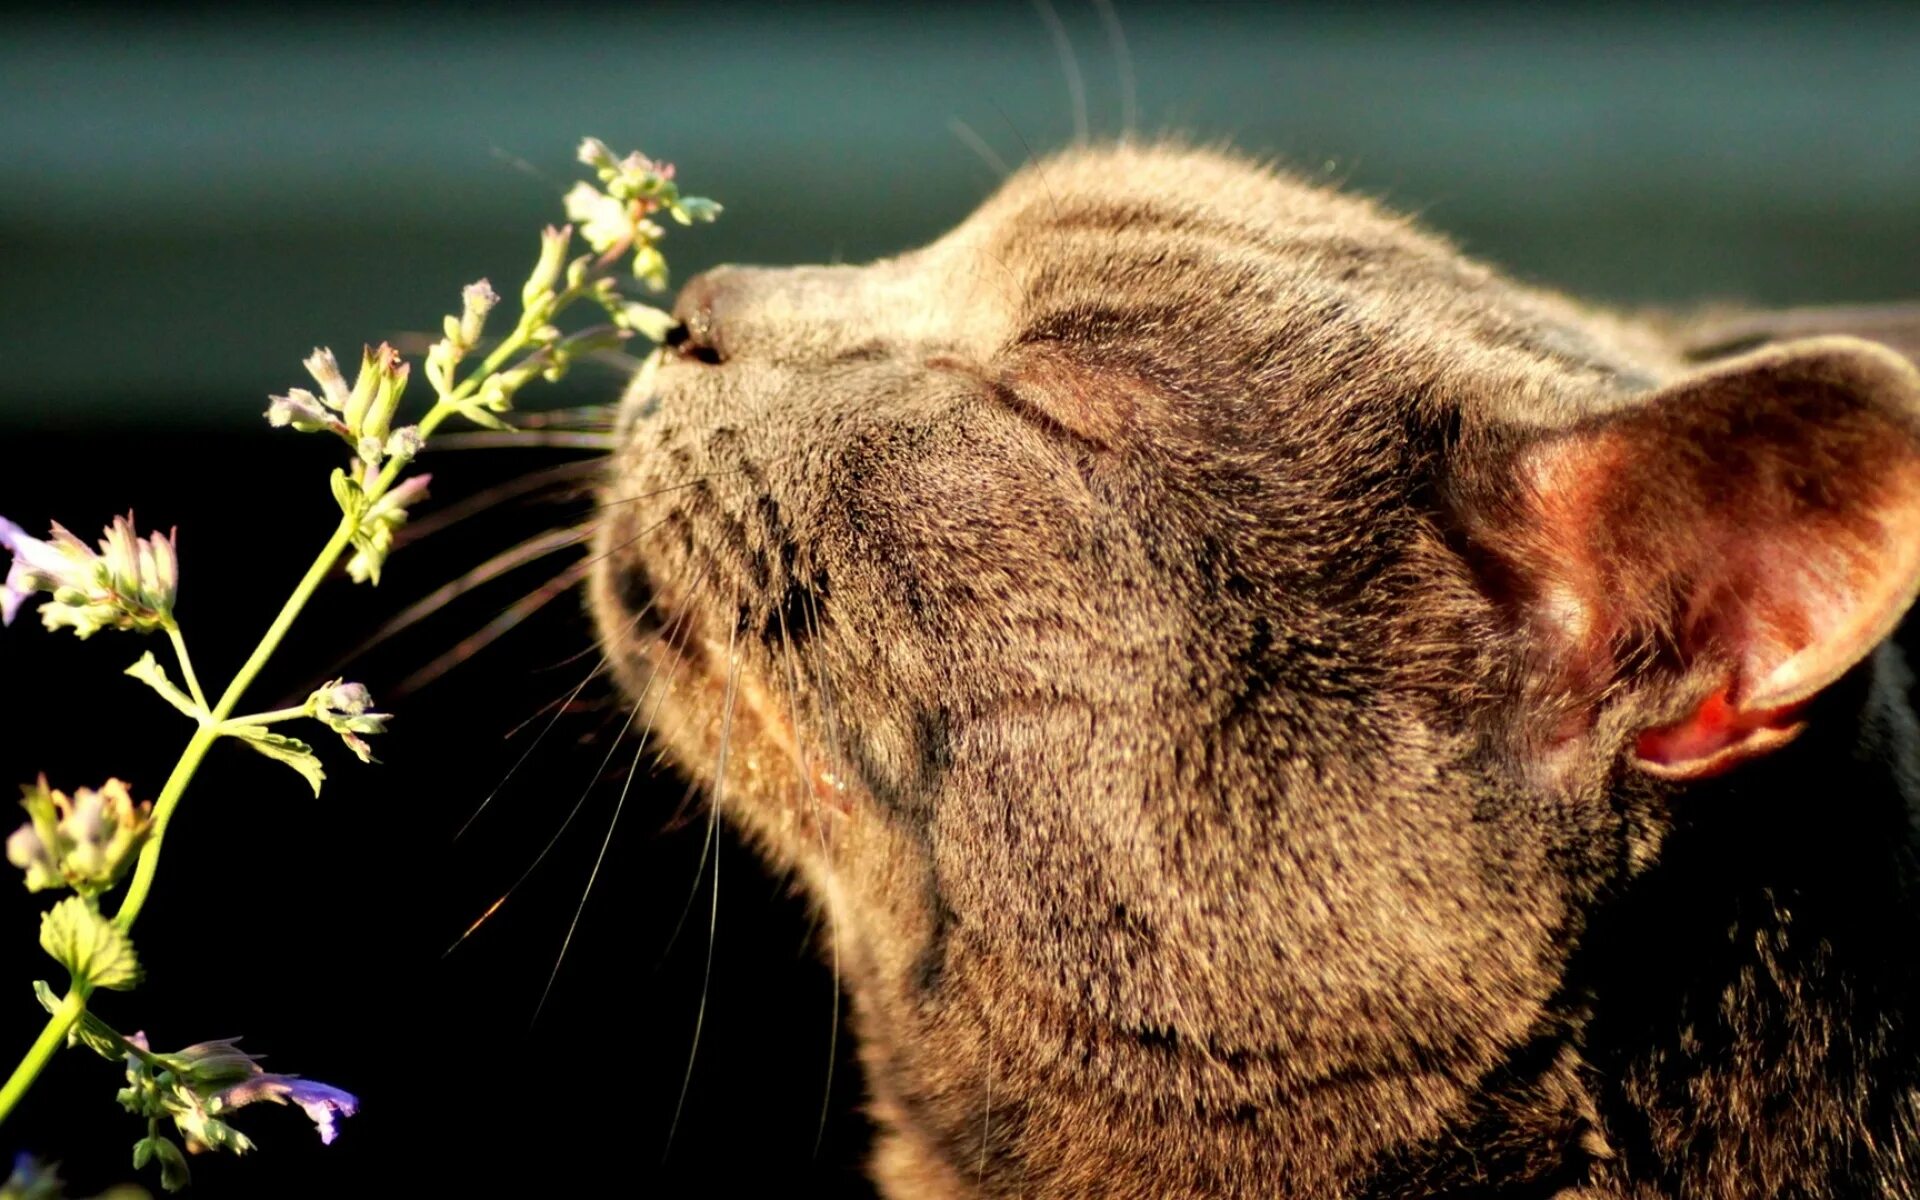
[589,144,1920,1195]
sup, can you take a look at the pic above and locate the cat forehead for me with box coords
[912,144,1665,414]
[950,144,1442,280]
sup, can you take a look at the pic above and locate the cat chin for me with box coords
[596,583,859,858]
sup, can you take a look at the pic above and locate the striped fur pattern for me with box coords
[589,144,1920,1197]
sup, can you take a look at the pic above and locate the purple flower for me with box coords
[217,1074,360,1146]
[0,516,90,626]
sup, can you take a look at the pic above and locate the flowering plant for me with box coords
[0,139,715,1192]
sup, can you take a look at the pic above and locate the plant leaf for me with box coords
[125,650,201,719]
[226,726,326,797]
[39,895,142,991]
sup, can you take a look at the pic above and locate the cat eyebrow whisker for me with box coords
[1032,0,1089,145]
[948,116,1013,180]
[1091,0,1137,140]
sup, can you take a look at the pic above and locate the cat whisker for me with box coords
[589,466,765,518]
[503,658,609,739]
[773,597,845,1156]
[392,458,600,549]
[355,523,592,672]
[453,656,608,842]
[428,431,620,453]
[666,588,743,1159]
[442,550,713,960]
[446,688,642,965]
[529,678,658,1027]
[500,404,618,431]
[394,556,591,696]
[979,1051,995,1184]
[487,144,557,185]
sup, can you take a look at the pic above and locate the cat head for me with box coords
[588,143,1920,1194]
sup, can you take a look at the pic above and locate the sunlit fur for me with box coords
[588,143,1920,1198]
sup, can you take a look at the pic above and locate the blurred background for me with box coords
[2,1,1917,1195]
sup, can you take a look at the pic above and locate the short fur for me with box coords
[588,144,1920,1198]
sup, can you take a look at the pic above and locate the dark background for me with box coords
[3,1,1918,1195]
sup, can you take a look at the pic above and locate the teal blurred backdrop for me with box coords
[5,1,1918,427]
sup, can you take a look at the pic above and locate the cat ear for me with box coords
[1475,336,1920,780]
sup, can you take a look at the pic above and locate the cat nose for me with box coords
[667,268,732,364]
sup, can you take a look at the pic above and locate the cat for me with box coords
[587,142,1920,1198]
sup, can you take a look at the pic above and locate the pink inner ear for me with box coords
[1731,488,1920,711]
[1505,355,1920,780]
[1631,688,1809,780]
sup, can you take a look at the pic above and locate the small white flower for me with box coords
[563,182,634,256]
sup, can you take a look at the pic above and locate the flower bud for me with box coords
[266,389,339,434]
[576,135,617,172]
[616,301,677,343]
[345,474,431,586]
[523,224,573,307]
[309,679,391,763]
[385,425,423,462]
[458,279,499,347]
[361,344,409,448]
[631,243,669,292]
[302,347,352,411]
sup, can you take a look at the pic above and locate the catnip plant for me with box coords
[0,139,716,1194]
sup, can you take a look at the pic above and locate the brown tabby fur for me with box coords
[587,143,1920,1198]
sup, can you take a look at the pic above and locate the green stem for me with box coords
[117,516,359,931]
[165,623,209,715]
[0,516,360,1130]
[0,985,88,1128]
[216,705,314,731]
[0,261,602,1131]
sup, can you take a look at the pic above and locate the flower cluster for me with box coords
[115,1032,357,1190]
[6,778,151,897]
[567,136,720,291]
[1,137,715,1193]
[0,516,177,638]
[267,344,423,472]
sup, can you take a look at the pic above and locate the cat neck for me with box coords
[1572,644,1920,1196]
[1368,644,1920,1198]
